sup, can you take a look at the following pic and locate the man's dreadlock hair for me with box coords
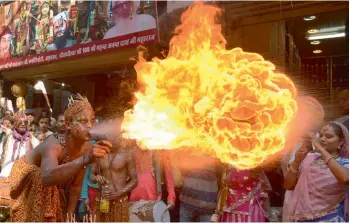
[64,94,94,122]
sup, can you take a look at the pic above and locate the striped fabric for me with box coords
[179,160,218,214]
[325,157,349,169]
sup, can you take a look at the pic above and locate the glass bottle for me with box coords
[99,185,109,213]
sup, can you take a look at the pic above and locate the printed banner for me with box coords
[0,0,158,71]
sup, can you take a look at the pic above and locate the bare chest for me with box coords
[100,153,128,174]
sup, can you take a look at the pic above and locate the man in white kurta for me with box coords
[0,112,38,178]
[0,98,13,114]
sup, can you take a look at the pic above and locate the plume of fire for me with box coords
[122,3,298,169]
[34,81,52,113]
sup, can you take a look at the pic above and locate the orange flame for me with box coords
[122,2,298,169]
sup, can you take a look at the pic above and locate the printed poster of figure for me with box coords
[35,0,55,53]
[103,1,157,40]
[0,25,12,61]
[0,1,19,61]
[12,0,37,57]
[0,0,158,63]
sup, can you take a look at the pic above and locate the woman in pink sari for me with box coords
[284,121,349,222]
[212,166,271,222]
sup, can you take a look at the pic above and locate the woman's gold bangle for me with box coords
[288,165,298,174]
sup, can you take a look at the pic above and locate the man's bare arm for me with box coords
[118,151,138,197]
[41,138,111,186]
[40,137,88,185]
[67,169,86,214]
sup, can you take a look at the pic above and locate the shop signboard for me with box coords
[0,0,158,71]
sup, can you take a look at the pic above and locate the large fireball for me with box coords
[122,2,298,169]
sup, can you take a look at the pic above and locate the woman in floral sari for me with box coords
[284,121,349,222]
[212,166,271,222]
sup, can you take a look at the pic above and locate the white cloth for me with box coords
[0,134,39,177]
[129,214,142,222]
[167,1,193,13]
[0,98,13,113]
[335,115,349,130]
[44,131,53,138]
[336,115,349,123]
[103,14,156,39]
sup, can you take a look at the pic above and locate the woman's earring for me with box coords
[338,145,342,150]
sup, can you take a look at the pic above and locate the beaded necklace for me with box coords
[54,133,70,164]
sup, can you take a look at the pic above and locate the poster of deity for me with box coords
[34,0,55,53]
[12,0,36,57]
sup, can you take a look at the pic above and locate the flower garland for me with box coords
[82,1,95,42]
[6,4,12,20]
[109,1,113,19]
[4,4,14,57]
[72,1,78,37]
[90,3,95,26]
[107,0,115,28]
[36,2,54,52]
[15,1,34,56]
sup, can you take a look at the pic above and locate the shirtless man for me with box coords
[8,94,111,222]
[90,117,137,222]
